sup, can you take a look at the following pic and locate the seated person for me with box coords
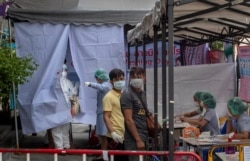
[227,97,250,139]
[176,91,205,121]
[181,92,220,135]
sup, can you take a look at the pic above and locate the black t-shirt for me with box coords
[120,87,148,141]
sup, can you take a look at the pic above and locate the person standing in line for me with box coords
[51,64,78,150]
[120,66,148,161]
[84,68,111,161]
[226,97,250,139]
[103,68,127,161]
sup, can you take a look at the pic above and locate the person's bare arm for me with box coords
[235,131,249,139]
[226,119,236,134]
[103,111,114,133]
[184,110,199,117]
[122,108,145,150]
[181,117,208,127]
[176,110,199,118]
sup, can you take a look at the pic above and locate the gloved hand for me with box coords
[111,132,123,143]
[84,82,90,87]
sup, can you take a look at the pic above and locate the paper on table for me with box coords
[197,138,212,142]
[244,146,250,161]
[174,122,190,127]
[199,131,211,138]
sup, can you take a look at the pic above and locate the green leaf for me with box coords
[209,40,224,51]
[0,41,38,99]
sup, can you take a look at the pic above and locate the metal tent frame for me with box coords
[127,0,250,160]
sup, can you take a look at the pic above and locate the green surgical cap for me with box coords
[95,68,109,81]
[201,92,216,109]
[194,91,204,100]
[227,97,248,115]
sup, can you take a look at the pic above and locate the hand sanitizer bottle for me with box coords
[225,132,235,154]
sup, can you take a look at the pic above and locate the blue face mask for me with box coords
[113,80,125,90]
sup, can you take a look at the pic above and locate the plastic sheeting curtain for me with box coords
[15,23,125,134]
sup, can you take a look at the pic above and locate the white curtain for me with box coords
[69,24,126,124]
[15,22,125,134]
[146,63,236,122]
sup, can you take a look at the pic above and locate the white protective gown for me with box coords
[51,71,77,149]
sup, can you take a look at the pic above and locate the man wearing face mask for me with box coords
[120,66,148,161]
[51,63,78,150]
[103,68,127,161]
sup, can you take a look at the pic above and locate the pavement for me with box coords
[0,124,101,161]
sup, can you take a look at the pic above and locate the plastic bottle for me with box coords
[225,132,235,154]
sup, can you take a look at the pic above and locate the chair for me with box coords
[220,120,227,134]
[219,117,227,134]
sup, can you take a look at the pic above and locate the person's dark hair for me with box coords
[109,68,124,80]
[129,66,145,76]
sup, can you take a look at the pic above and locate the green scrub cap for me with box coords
[95,68,109,81]
[227,97,248,115]
[201,92,216,109]
[193,91,204,101]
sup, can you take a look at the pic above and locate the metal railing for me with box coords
[0,148,202,161]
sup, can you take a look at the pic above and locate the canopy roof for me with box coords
[7,0,158,25]
[127,0,250,45]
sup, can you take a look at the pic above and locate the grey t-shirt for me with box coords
[120,88,148,141]
[201,109,220,135]
[236,113,250,139]
[195,107,206,118]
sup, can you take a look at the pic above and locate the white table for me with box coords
[182,138,250,161]
[182,137,215,160]
[215,152,239,161]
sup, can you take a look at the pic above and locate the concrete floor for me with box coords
[0,124,101,161]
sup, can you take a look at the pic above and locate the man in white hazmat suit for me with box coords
[51,64,78,149]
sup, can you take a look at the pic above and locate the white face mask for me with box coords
[201,108,206,116]
[113,80,125,90]
[130,78,143,89]
[62,71,67,77]
[194,101,200,107]
[200,101,204,108]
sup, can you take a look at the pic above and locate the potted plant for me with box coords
[0,41,38,124]
[208,40,225,64]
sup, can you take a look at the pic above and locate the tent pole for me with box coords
[127,42,131,80]
[161,14,167,153]
[135,39,138,66]
[233,43,239,97]
[167,0,175,160]
[12,81,19,149]
[127,43,131,70]
[8,17,19,149]
[180,40,185,66]
[142,34,147,92]
[153,25,158,151]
